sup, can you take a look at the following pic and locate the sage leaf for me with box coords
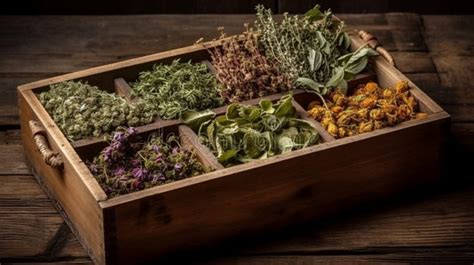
[308,48,323,72]
[188,94,319,167]
[218,149,238,164]
[259,99,275,114]
[296,77,323,94]
[304,5,324,22]
[181,109,215,131]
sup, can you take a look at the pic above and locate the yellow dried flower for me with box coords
[320,117,332,129]
[327,123,339,137]
[360,96,377,109]
[353,84,366,95]
[331,106,344,114]
[374,120,385,130]
[386,112,398,126]
[395,80,409,94]
[337,113,352,126]
[357,108,369,119]
[369,109,384,120]
[365,82,379,94]
[338,127,348,138]
[397,104,412,121]
[308,100,321,110]
[383,88,395,99]
[305,80,425,139]
[358,120,374,133]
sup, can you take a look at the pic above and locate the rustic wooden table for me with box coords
[0,14,473,264]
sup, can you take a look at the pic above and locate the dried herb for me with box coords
[307,81,428,138]
[88,127,209,197]
[38,81,155,141]
[209,26,293,103]
[184,94,319,167]
[130,59,223,120]
[255,5,377,94]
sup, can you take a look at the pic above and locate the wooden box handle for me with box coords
[357,30,395,67]
[29,120,63,168]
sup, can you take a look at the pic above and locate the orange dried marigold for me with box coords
[305,80,427,139]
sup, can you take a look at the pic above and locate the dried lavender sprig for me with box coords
[88,128,209,197]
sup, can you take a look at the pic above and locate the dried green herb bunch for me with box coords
[130,59,223,120]
[209,25,293,103]
[255,5,377,93]
[88,127,209,197]
[183,94,319,167]
[38,81,155,141]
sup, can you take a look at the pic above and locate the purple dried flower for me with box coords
[112,167,126,177]
[132,167,148,181]
[103,146,114,162]
[127,127,138,136]
[90,131,207,198]
[113,131,125,143]
[130,158,141,167]
[174,163,183,171]
[89,163,98,174]
[172,146,180,154]
[151,144,160,153]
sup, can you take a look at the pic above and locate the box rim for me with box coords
[99,110,449,208]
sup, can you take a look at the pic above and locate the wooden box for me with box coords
[18,32,450,264]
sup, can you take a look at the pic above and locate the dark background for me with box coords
[2,0,473,15]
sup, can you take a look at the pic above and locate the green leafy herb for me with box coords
[183,94,319,167]
[131,59,223,120]
[256,5,377,96]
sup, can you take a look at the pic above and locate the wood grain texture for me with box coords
[1,13,473,265]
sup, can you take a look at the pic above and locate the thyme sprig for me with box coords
[255,5,377,95]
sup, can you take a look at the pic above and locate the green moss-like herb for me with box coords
[130,59,223,120]
[38,81,156,141]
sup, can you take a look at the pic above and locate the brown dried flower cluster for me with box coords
[209,26,293,103]
[307,81,428,138]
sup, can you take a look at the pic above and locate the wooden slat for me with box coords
[292,100,335,142]
[178,125,224,170]
[113,78,133,102]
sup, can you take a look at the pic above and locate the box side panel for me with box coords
[19,90,106,264]
[106,113,449,264]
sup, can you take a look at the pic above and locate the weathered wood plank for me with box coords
[279,0,474,14]
[195,251,474,264]
[0,145,30,175]
[391,52,436,73]
[423,15,474,56]
[433,56,474,104]
[0,175,88,259]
